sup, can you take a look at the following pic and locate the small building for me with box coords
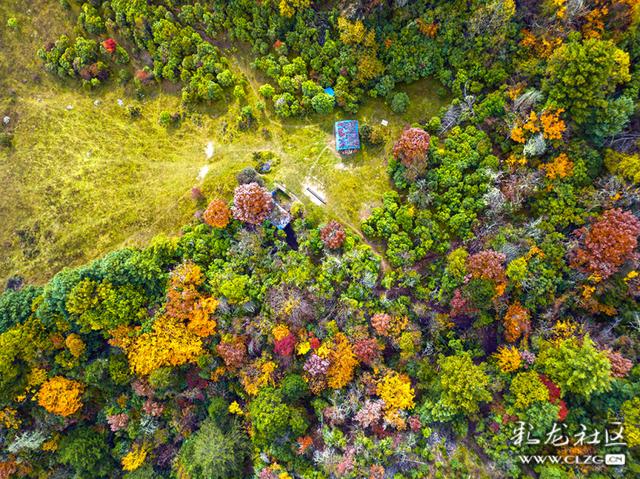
[269,186,298,249]
[269,203,291,230]
[269,185,295,230]
[334,120,360,155]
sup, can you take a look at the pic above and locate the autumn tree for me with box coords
[203,199,231,229]
[392,128,431,172]
[37,376,84,417]
[320,220,346,249]
[279,0,311,18]
[605,150,640,184]
[325,333,358,389]
[467,250,506,282]
[570,208,640,279]
[494,345,521,373]
[377,371,415,422]
[113,315,204,376]
[216,336,248,369]
[503,301,531,343]
[509,370,549,410]
[231,182,274,225]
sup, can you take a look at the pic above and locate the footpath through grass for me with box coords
[0,0,449,284]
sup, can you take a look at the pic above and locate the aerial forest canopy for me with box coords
[1,0,640,478]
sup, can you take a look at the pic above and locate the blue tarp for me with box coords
[324,87,335,97]
[334,120,360,152]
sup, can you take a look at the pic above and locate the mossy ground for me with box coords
[0,0,449,284]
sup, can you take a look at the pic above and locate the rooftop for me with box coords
[334,120,360,153]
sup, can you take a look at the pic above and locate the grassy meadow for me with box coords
[0,0,449,284]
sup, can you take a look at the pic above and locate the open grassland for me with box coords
[0,0,448,284]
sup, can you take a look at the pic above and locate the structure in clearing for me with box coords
[334,120,360,155]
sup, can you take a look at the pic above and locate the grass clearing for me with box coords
[0,0,449,284]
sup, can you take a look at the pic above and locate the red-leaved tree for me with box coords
[102,38,117,54]
[571,208,640,279]
[392,128,431,169]
[467,250,507,282]
[320,220,346,249]
[231,182,274,225]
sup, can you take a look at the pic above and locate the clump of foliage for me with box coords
[319,220,346,249]
[537,336,612,399]
[175,419,249,479]
[203,199,231,229]
[232,183,274,225]
[570,208,640,279]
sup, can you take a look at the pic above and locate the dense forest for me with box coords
[1,0,640,478]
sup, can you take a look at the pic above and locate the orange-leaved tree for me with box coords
[37,376,84,417]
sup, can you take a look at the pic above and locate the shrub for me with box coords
[158,111,172,127]
[233,85,246,100]
[390,92,410,113]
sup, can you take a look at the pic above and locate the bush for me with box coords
[233,85,246,100]
[280,373,309,402]
[390,92,410,113]
[259,84,275,98]
[0,132,13,148]
[158,111,172,127]
[236,167,264,186]
[311,93,334,114]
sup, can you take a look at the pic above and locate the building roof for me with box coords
[334,120,360,152]
[269,202,291,230]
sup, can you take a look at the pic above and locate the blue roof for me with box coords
[324,87,335,96]
[334,120,360,152]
